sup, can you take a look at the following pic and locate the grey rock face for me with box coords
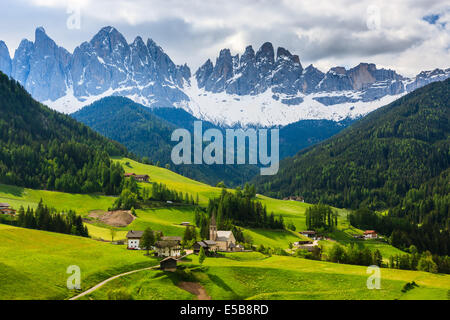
[196,42,307,96]
[406,69,450,92]
[2,26,449,119]
[317,67,354,92]
[313,96,359,106]
[0,41,11,77]
[299,65,325,94]
[195,44,449,113]
[205,49,234,93]
[5,26,191,109]
[23,27,71,101]
[12,39,34,85]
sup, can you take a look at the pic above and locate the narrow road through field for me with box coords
[69,253,192,300]
[69,265,160,300]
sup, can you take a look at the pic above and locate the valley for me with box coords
[0,12,448,303]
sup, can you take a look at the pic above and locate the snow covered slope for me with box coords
[0,27,449,128]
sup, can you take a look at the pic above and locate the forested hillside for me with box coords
[255,79,449,210]
[255,79,450,255]
[72,96,259,187]
[0,72,127,194]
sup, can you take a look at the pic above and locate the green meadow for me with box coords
[0,157,405,256]
[0,224,157,300]
[84,252,450,300]
[0,183,115,215]
[0,156,447,301]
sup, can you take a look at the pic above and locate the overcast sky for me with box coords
[0,0,449,76]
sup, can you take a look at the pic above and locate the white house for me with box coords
[126,230,144,249]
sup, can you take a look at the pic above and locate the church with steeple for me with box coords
[209,213,237,252]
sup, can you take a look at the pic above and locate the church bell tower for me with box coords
[209,213,217,241]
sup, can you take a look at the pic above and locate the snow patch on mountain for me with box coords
[177,78,404,127]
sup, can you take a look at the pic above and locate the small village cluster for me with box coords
[126,214,243,258]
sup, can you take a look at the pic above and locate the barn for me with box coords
[160,257,177,271]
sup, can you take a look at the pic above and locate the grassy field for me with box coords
[0,157,446,301]
[80,269,196,300]
[0,224,157,300]
[0,158,402,254]
[114,157,224,205]
[84,252,450,300]
[0,183,115,215]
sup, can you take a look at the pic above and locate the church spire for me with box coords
[210,212,216,227]
[209,213,217,241]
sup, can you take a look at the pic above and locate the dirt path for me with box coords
[69,265,159,300]
[69,254,192,300]
[178,282,211,300]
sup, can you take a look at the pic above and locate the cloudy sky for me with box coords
[0,0,449,76]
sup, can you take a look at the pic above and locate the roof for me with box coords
[300,231,316,234]
[364,230,377,234]
[155,240,180,248]
[160,257,177,263]
[195,241,208,248]
[135,174,149,178]
[126,230,144,238]
[124,173,136,176]
[203,240,217,246]
[216,231,233,241]
[0,203,10,208]
[161,236,182,242]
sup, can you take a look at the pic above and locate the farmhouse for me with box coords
[283,196,305,202]
[0,203,9,210]
[161,236,182,242]
[126,230,144,249]
[193,240,218,255]
[135,174,150,182]
[124,173,150,182]
[155,239,182,257]
[160,257,177,271]
[364,230,378,239]
[0,203,15,215]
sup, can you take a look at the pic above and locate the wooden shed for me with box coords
[160,257,177,271]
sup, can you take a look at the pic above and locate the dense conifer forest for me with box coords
[255,79,450,256]
[0,72,128,194]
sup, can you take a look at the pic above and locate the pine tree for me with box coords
[199,247,206,264]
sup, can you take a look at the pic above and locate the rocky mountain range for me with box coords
[0,26,449,127]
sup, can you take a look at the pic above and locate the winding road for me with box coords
[69,265,160,300]
[69,253,192,300]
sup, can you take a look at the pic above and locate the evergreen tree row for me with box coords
[207,189,284,230]
[16,200,89,237]
[305,204,338,231]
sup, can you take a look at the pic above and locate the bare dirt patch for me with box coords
[178,282,211,300]
[88,210,135,227]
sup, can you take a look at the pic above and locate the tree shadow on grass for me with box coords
[206,273,239,298]
[0,184,25,198]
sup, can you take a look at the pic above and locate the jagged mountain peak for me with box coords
[0,40,11,77]
[0,27,449,128]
